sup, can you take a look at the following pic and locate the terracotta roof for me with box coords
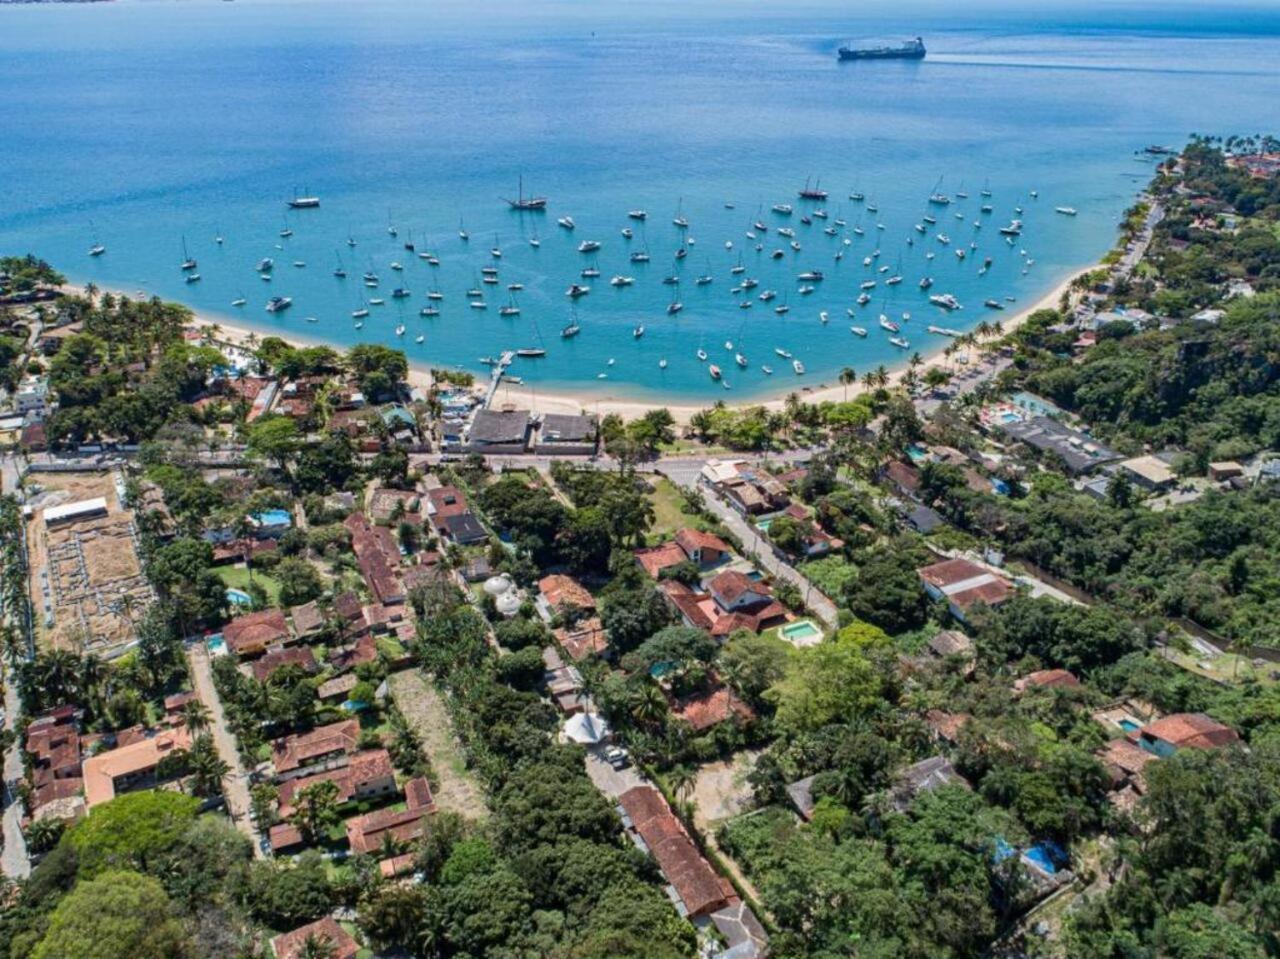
[404,776,434,811]
[272,720,360,775]
[884,459,921,493]
[671,686,756,731]
[917,558,1013,611]
[635,541,689,579]
[251,646,317,683]
[674,527,731,558]
[277,750,394,817]
[290,601,325,635]
[82,727,192,808]
[538,574,596,612]
[163,691,198,713]
[271,917,359,959]
[379,853,417,878]
[709,570,770,608]
[1015,668,1082,692]
[425,485,469,522]
[925,709,970,742]
[327,634,378,674]
[223,608,290,656]
[346,805,431,855]
[618,786,735,918]
[1098,739,1157,781]
[343,512,404,605]
[554,617,610,661]
[268,822,305,853]
[1140,713,1239,750]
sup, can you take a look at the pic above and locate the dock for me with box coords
[482,351,515,410]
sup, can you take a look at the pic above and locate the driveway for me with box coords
[670,475,840,630]
[583,746,645,798]
[187,643,264,856]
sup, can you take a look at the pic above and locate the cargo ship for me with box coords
[838,37,925,61]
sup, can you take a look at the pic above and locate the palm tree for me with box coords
[873,365,889,390]
[668,764,698,804]
[181,699,212,737]
[630,683,668,728]
[838,366,857,402]
[298,934,337,959]
[187,735,229,798]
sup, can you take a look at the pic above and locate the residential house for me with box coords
[1098,738,1157,811]
[1133,713,1239,757]
[661,573,789,638]
[82,727,192,809]
[670,685,755,732]
[1118,454,1178,492]
[424,485,488,545]
[271,918,359,959]
[674,528,732,567]
[277,749,397,818]
[536,574,596,622]
[889,755,970,811]
[25,707,85,820]
[345,777,435,855]
[617,786,736,918]
[925,629,975,674]
[344,512,405,605]
[271,719,360,780]
[553,618,609,661]
[223,609,291,658]
[251,646,318,684]
[917,557,1013,622]
[1014,669,1082,693]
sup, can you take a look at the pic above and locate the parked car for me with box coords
[603,745,630,770]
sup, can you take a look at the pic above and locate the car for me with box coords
[603,745,630,770]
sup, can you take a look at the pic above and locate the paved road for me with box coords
[187,644,264,857]
[667,471,840,631]
[1,657,30,880]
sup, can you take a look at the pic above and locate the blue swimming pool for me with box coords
[252,509,292,527]
[206,633,227,656]
[1118,718,1141,733]
[226,588,253,606]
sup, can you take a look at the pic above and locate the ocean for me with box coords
[2,0,1279,403]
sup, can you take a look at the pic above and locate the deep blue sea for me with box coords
[2,0,1279,402]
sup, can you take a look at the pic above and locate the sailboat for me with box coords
[667,288,683,315]
[499,296,520,317]
[458,219,470,241]
[231,292,247,308]
[672,199,689,229]
[87,223,105,257]
[561,307,582,338]
[180,237,197,272]
[505,175,548,211]
[333,252,347,278]
[529,229,541,249]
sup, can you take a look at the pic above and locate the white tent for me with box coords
[564,711,610,745]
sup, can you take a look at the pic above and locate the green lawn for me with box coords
[215,564,282,606]
[648,477,714,540]
[801,555,858,599]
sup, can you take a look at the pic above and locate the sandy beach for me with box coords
[81,264,1083,426]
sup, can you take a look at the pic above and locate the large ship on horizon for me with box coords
[838,36,926,61]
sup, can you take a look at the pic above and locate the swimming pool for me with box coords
[206,633,228,656]
[252,509,292,527]
[780,620,822,645]
[755,518,774,532]
[226,588,253,606]
[1118,718,1141,733]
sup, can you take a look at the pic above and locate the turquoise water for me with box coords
[780,620,823,642]
[252,509,292,527]
[226,588,253,606]
[2,1,1280,402]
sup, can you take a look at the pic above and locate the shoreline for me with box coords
[79,265,1085,425]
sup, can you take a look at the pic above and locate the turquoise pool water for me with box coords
[755,518,774,532]
[780,620,822,643]
[1118,718,1141,733]
[252,509,292,527]
[226,588,253,606]
[206,633,227,655]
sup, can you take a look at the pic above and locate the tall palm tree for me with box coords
[181,700,212,737]
[187,735,229,798]
[630,683,667,728]
[668,764,698,804]
[838,367,857,402]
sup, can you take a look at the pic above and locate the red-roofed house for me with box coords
[661,578,788,638]
[1014,668,1082,693]
[276,749,397,818]
[554,617,610,661]
[223,609,291,658]
[346,805,433,855]
[674,528,732,567]
[917,557,1013,622]
[634,541,689,580]
[708,570,771,612]
[271,917,359,959]
[618,786,736,918]
[272,720,360,779]
[343,512,404,606]
[536,574,596,620]
[671,686,756,732]
[1135,713,1240,756]
[251,646,318,684]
